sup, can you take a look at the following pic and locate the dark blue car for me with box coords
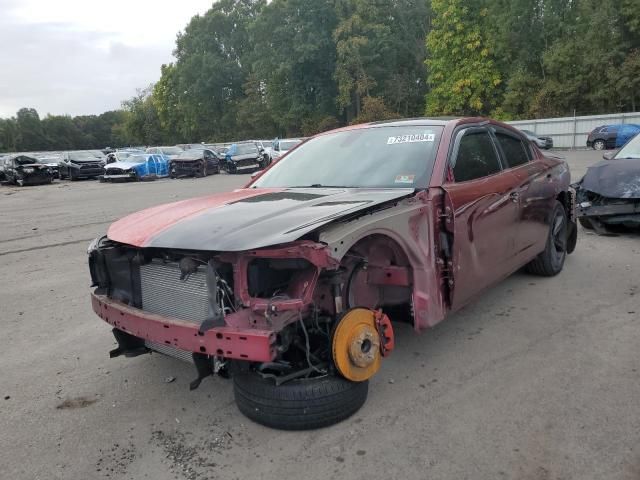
[587,124,640,150]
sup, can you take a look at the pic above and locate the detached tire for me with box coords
[526,200,567,277]
[233,373,368,430]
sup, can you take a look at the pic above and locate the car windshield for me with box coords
[69,151,101,161]
[521,130,535,136]
[176,150,203,160]
[235,143,258,155]
[125,155,147,164]
[161,147,183,155]
[253,126,443,189]
[15,156,37,165]
[279,140,301,150]
[614,133,640,159]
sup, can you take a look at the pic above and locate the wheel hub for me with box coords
[332,308,392,382]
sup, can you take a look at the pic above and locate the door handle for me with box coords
[509,192,520,202]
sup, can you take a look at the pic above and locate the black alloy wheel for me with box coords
[526,201,567,276]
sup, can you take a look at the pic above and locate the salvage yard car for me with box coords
[586,124,640,150]
[88,117,577,430]
[105,149,144,164]
[575,131,640,231]
[145,146,184,158]
[3,154,54,186]
[170,148,221,178]
[59,150,106,180]
[222,142,264,173]
[271,137,303,160]
[520,129,553,150]
[101,153,170,182]
[33,153,61,177]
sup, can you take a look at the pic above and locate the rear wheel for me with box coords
[233,372,368,430]
[526,201,567,276]
[593,139,606,150]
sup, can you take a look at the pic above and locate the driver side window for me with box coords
[453,130,502,182]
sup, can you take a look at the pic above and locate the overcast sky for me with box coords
[0,0,214,118]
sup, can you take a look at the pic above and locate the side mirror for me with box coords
[250,171,261,179]
[602,151,617,160]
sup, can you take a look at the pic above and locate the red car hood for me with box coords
[107,187,414,251]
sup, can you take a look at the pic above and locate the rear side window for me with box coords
[495,132,530,167]
[453,130,502,182]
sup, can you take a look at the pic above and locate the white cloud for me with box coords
[0,0,214,117]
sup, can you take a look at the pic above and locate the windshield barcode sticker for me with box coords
[395,174,415,184]
[387,133,434,144]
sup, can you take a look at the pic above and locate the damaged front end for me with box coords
[574,158,640,231]
[89,235,393,388]
[576,190,640,230]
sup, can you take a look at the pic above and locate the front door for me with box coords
[442,127,521,310]
[145,156,158,177]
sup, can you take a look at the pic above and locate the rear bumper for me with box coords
[91,292,276,362]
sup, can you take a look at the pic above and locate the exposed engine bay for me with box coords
[89,235,405,388]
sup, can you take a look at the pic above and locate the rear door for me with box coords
[491,126,552,262]
[442,127,521,310]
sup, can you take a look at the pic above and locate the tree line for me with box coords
[2,0,639,152]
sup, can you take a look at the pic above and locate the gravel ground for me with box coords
[1,150,638,480]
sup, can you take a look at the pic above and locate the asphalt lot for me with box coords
[1,150,638,480]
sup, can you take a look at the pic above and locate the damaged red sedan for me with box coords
[88,118,577,429]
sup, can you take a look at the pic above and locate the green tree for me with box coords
[157,0,266,141]
[425,0,501,116]
[41,115,82,150]
[252,0,339,136]
[532,0,627,116]
[15,108,49,151]
[0,118,18,152]
[334,0,429,121]
[122,86,165,146]
[350,96,401,124]
[234,73,278,139]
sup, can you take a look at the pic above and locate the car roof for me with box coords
[315,116,498,138]
[7,154,39,161]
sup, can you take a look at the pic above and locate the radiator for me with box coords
[140,259,209,324]
[140,259,210,362]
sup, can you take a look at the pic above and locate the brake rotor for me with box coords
[332,308,383,382]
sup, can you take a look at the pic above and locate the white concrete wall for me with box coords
[506,112,640,149]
